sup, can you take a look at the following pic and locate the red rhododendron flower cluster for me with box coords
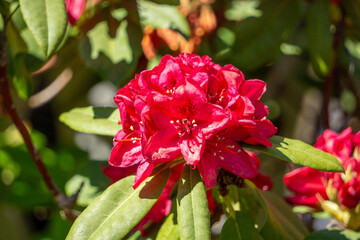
[109,53,276,188]
[106,53,276,233]
[284,128,360,229]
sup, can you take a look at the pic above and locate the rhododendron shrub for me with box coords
[64,56,343,240]
[284,128,360,230]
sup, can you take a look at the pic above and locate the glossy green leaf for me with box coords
[229,0,300,70]
[242,135,344,172]
[247,181,308,240]
[343,0,360,30]
[306,0,333,77]
[19,0,67,56]
[79,19,142,85]
[156,213,180,240]
[305,229,360,240]
[59,106,121,136]
[177,165,211,240]
[66,169,170,240]
[137,0,190,38]
[220,211,263,240]
[228,186,260,223]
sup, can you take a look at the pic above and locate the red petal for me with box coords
[198,149,219,188]
[133,161,154,189]
[143,128,181,164]
[284,167,327,195]
[239,80,266,101]
[180,131,205,165]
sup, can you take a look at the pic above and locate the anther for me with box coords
[130,125,134,131]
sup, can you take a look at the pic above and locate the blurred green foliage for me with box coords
[1,0,360,239]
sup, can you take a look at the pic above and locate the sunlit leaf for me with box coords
[177,165,211,240]
[65,174,101,207]
[242,135,344,172]
[66,169,170,240]
[79,19,142,85]
[156,213,180,240]
[19,0,67,56]
[306,0,333,77]
[59,106,121,136]
[220,211,263,240]
[137,0,190,38]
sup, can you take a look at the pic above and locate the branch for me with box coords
[0,15,80,221]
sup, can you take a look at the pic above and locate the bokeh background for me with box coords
[1,0,360,239]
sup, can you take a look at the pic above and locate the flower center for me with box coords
[170,119,198,136]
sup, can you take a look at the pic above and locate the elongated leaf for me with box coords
[66,169,170,240]
[247,181,308,240]
[305,229,360,240]
[19,0,67,56]
[59,106,121,136]
[242,135,344,172]
[137,0,190,38]
[306,0,333,77]
[177,165,210,240]
[220,212,263,240]
[156,213,180,240]
[229,0,300,70]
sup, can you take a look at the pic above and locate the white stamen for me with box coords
[130,125,134,131]
[213,153,217,156]
[193,124,197,127]
[192,120,196,124]
[170,120,174,124]
[219,156,224,160]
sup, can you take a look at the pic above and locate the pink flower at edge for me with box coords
[284,128,360,212]
[65,0,86,25]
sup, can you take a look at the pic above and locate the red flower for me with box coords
[109,53,276,188]
[284,128,360,229]
[65,0,86,25]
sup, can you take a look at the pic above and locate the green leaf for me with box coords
[137,0,190,38]
[227,186,260,223]
[177,165,211,240]
[156,213,180,240]
[66,169,170,240]
[19,0,67,56]
[220,212,263,240]
[305,229,360,240]
[306,0,333,77]
[247,181,308,240]
[228,0,301,70]
[79,19,142,85]
[59,106,121,136]
[65,174,101,207]
[343,0,360,30]
[242,135,344,172]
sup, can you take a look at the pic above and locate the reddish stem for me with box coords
[0,16,79,221]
